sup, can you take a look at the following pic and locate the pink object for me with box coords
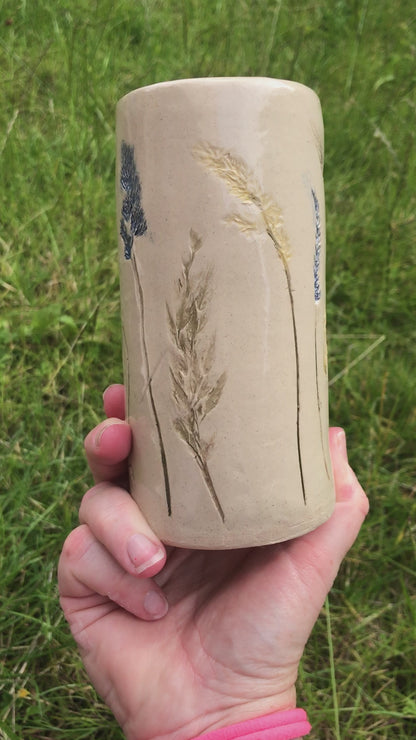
[190,708,311,739]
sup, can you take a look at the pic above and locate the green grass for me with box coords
[1,0,415,737]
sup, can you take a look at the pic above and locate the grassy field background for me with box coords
[1,0,415,738]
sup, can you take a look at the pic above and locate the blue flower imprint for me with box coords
[311,188,331,480]
[119,141,172,514]
[120,141,147,259]
[311,188,321,303]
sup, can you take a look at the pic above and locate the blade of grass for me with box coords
[325,595,341,740]
[329,334,386,386]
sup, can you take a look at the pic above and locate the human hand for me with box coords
[58,384,369,740]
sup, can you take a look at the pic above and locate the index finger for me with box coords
[103,384,126,419]
[84,418,131,484]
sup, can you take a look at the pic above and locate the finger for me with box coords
[79,482,166,578]
[58,524,168,621]
[103,384,125,419]
[84,418,131,484]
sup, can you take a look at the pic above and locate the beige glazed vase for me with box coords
[116,77,335,549]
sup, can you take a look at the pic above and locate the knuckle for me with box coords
[81,482,131,520]
[79,482,109,519]
[60,524,93,563]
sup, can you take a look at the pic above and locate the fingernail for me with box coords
[335,428,348,462]
[102,386,114,402]
[144,590,168,619]
[102,385,119,406]
[127,533,164,575]
[335,430,357,501]
[94,419,125,448]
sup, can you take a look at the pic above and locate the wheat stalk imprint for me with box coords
[119,141,172,515]
[167,229,226,521]
[194,142,307,504]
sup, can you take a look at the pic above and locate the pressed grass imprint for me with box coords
[119,140,326,518]
[194,142,308,504]
[119,141,172,515]
[167,230,226,521]
[312,188,331,480]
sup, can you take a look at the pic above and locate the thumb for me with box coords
[287,427,369,602]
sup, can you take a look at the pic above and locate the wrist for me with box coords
[124,688,298,740]
[192,696,297,736]
[190,708,311,739]
[169,693,297,740]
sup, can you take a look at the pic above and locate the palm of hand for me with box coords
[76,538,327,740]
[60,390,368,740]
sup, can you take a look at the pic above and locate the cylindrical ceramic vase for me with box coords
[116,77,335,549]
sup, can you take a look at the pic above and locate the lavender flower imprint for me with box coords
[167,229,226,521]
[312,189,331,480]
[194,143,306,504]
[119,141,172,515]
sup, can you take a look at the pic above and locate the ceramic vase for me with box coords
[116,77,335,549]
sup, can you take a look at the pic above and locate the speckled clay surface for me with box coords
[116,77,335,549]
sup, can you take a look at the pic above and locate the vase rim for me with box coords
[117,77,318,105]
